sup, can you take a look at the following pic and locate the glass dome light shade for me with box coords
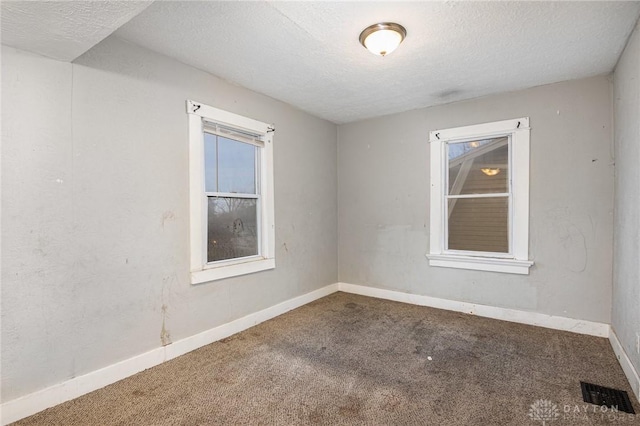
[359,23,407,57]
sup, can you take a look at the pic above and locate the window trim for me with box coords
[187,100,275,284]
[427,117,533,275]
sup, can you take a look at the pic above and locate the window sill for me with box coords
[191,257,275,284]
[426,253,533,275]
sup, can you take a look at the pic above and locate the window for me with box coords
[427,118,533,274]
[187,100,275,284]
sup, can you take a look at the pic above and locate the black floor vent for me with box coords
[580,381,635,414]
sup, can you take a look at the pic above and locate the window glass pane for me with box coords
[207,197,258,262]
[448,197,508,253]
[218,137,256,194]
[204,133,217,192]
[448,137,508,195]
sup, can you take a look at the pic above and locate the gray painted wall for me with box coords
[1,37,338,402]
[338,76,614,323]
[613,20,640,386]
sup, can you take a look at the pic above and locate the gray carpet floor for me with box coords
[12,292,640,425]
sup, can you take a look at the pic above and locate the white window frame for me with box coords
[427,117,533,275]
[187,100,275,284]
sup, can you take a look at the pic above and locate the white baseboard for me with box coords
[609,329,640,402]
[0,283,339,425]
[337,283,610,338]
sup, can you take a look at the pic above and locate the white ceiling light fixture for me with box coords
[359,22,407,57]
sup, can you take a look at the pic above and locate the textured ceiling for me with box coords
[1,1,152,61]
[114,1,640,124]
[2,2,638,123]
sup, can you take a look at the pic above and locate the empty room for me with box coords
[2,1,640,425]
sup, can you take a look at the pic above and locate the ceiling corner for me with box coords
[1,0,154,62]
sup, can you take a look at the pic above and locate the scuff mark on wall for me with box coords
[547,208,588,273]
[161,211,175,229]
[159,273,179,346]
[560,224,587,273]
[160,304,172,346]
